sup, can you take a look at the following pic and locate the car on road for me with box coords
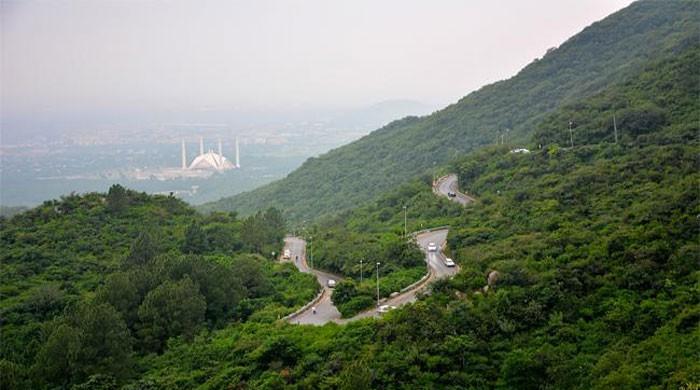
[443,258,456,267]
[282,249,291,259]
[377,305,397,313]
[427,242,438,252]
[327,279,337,288]
[447,191,456,198]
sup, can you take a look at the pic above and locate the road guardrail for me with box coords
[281,286,325,322]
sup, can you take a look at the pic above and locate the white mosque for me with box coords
[182,137,240,171]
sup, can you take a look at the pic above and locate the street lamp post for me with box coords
[569,120,574,148]
[376,262,381,307]
[309,236,313,269]
[432,161,436,184]
[403,205,407,238]
[360,259,364,282]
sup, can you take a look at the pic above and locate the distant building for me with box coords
[510,148,531,154]
[182,137,240,171]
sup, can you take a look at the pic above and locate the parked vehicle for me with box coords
[447,191,456,197]
[327,279,337,288]
[377,305,397,313]
[282,249,291,259]
[443,258,456,267]
[427,242,438,252]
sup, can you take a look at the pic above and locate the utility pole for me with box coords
[403,205,407,238]
[613,112,619,144]
[360,259,364,282]
[569,121,574,148]
[376,262,381,307]
[309,236,313,269]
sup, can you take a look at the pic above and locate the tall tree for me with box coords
[137,277,206,352]
[124,230,160,268]
[182,223,208,254]
[33,302,133,387]
[106,184,128,213]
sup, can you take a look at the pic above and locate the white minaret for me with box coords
[235,136,240,168]
[181,139,187,169]
[218,139,223,156]
[199,137,204,156]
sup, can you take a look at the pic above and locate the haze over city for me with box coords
[3,0,632,140]
[3,1,698,388]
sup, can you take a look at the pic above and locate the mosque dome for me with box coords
[188,151,235,171]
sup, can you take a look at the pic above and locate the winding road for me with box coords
[337,229,457,323]
[435,174,475,205]
[282,174,470,325]
[283,237,342,325]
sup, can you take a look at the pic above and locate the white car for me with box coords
[377,305,396,313]
[443,258,456,267]
[427,242,438,252]
[327,279,337,288]
[282,249,291,259]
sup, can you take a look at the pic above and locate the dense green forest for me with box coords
[0,187,319,389]
[2,1,698,389]
[117,42,697,389]
[202,0,699,224]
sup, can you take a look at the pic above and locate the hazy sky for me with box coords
[2,0,633,120]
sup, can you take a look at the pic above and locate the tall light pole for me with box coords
[569,120,574,148]
[360,259,364,282]
[376,262,381,307]
[403,205,407,238]
[309,236,313,269]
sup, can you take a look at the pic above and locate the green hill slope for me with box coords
[0,189,320,388]
[203,0,699,223]
[135,43,699,389]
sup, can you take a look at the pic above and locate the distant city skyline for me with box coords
[2,0,633,138]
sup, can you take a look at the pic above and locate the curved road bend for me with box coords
[338,228,458,322]
[282,173,471,325]
[283,237,342,325]
[436,174,475,205]
[284,229,458,325]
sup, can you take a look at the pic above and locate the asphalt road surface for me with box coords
[284,228,458,325]
[283,173,472,325]
[436,174,475,205]
[283,237,342,325]
[339,228,458,322]
[417,229,459,279]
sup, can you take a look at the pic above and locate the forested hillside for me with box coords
[310,179,462,316]
[203,0,699,223]
[0,188,319,389]
[124,42,698,389]
[2,2,698,389]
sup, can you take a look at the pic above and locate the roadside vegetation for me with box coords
[0,189,318,389]
[1,3,698,389]
[308,180,461,317]
[111,41,697,389]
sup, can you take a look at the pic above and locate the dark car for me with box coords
[447,192,456,198]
